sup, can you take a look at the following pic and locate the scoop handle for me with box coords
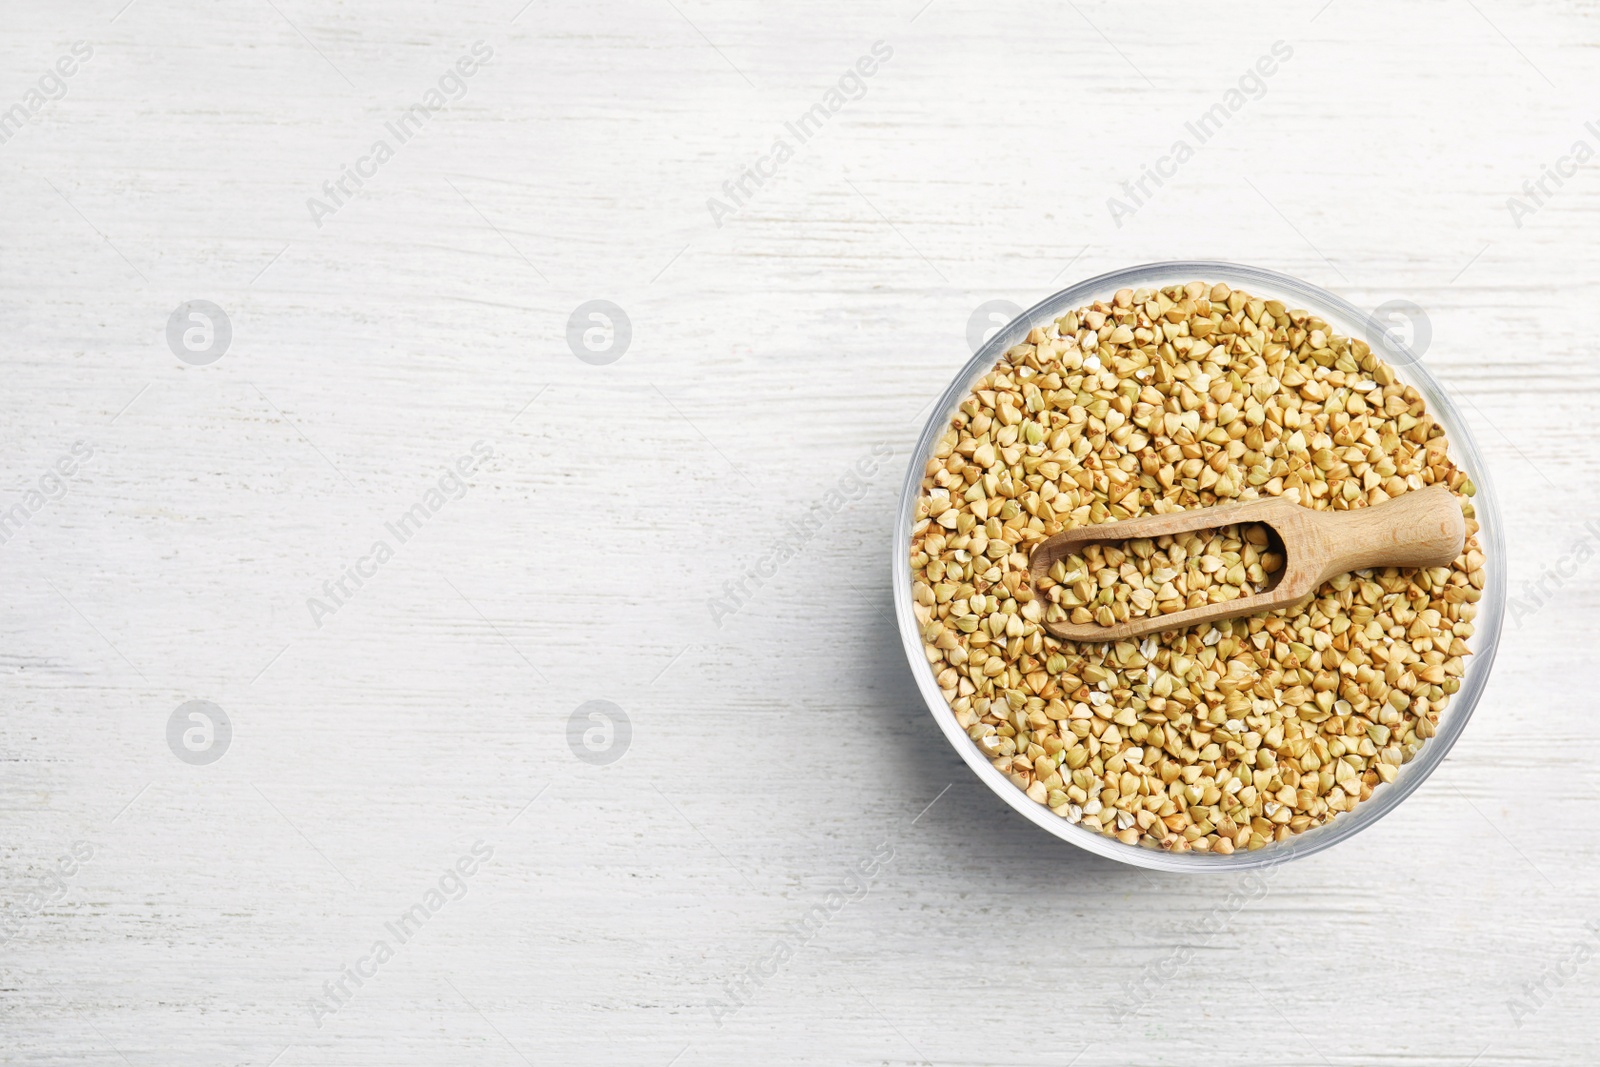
[1313,484,1466,580]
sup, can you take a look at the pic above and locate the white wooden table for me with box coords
[3,1,1597,1063]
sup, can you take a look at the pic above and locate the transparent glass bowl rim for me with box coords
[891,260,1506,873]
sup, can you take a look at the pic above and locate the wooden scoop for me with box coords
[1028,484,1466,642]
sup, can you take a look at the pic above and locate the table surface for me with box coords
[3,1,1597,1064]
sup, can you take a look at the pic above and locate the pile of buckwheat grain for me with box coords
[1036,523,1283,628]
[909,282,1485,853]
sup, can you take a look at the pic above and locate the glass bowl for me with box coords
[892,261,1505,872]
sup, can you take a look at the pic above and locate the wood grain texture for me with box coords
[2,0,1598,1064]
